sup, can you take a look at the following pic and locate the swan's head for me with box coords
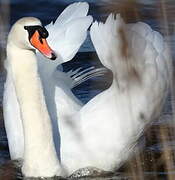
[8,17,56,60]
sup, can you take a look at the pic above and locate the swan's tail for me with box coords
[67,66,108,89]
[46,2,93,62]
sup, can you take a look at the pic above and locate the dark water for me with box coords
[0,0,175,179]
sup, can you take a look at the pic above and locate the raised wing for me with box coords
[45,2,93,62]
[90,13,172,92]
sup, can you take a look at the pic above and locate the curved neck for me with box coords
[7,44,60,176]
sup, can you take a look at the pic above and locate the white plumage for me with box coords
[3,2,172,178]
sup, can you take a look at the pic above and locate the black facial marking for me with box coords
[24,25,49,40]
[39,36,43,44]
[38,26,48,38]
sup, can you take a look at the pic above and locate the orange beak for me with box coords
[30,31,56,60]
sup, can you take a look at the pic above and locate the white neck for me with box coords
[7,43,61,177]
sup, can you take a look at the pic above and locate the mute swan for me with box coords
[3,17,62,177]
[3,3,172,179]
[3,2,93,160]
[3,2,93,177]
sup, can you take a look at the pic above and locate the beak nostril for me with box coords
[51,52,57,60]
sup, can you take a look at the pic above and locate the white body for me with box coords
[40,14,172,174]
[3,3,172,178]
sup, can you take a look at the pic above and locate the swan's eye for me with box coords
[38,27,49,38]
